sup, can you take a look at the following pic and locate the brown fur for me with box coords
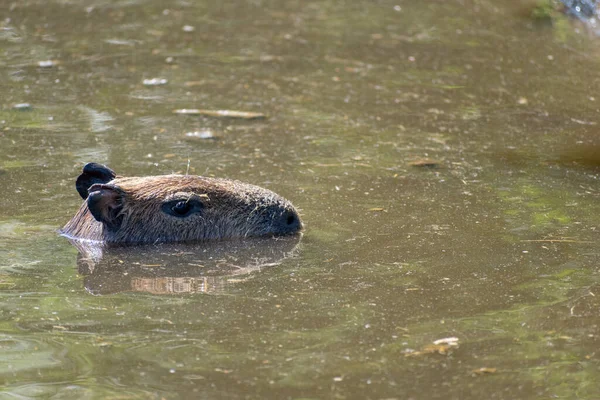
[62,173,302,244]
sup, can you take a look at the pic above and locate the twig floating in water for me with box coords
[173,109,267,120]
[408,159,440,168]
[183,130,218,140]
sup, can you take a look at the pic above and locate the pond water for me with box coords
[1,0,600,399]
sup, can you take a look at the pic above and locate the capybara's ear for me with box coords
[76,163,116,199]
[86,184,124,231]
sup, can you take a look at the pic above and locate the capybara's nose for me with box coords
[274,208,302,234]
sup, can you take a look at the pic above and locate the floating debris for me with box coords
[406,337,460,357]
[433,337,459,346]
[409,159,440,168]
[173,109,266,120]
[406,344,452,357]
[471,367,497,375]
[38,60,57,68]
[52,325,68,331]
[143,78,168,86]
[225,124,266,132]
[184,81,206,87]
[182,25,195,32]
[183,130,218,140]
[368,207,386,212]
[570,117,596,125]
[12,103,33,111]
[104,39,138,46]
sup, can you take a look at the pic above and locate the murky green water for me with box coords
[1,0,600,398]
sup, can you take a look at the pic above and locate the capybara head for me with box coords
[61,163,302,244]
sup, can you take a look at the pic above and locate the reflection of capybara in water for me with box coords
[74,236,302,295]
[61,163,302,244]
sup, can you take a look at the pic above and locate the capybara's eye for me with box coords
[172,201,191,216]
[161,198,203,218]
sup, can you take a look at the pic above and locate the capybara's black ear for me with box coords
[86,184,124,231]
[76,163,116,199]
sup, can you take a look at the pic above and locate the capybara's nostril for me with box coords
[286,214,296,226]
[277,209,301,234]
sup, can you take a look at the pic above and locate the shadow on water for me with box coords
[68,236,302,295]
[556,143,600,169]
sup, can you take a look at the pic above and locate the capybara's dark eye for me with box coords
[161,199,203,218]
[172,201,191,216]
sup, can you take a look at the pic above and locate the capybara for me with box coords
[61,163,302,244]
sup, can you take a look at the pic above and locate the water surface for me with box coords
[1,1,600,399]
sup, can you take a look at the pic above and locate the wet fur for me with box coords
[62,174,301,244]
